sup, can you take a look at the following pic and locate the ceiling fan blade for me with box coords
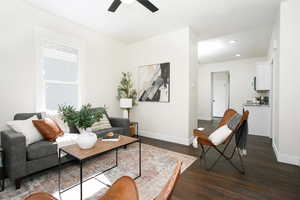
[108,0,122,12]
[137,0,159,13]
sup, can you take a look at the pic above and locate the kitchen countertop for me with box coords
[243,104,270,107]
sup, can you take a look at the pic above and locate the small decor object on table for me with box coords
[76,128,98,149]
[59,104,104,149]
[129,122,139,137]
[102,132,120,142]
[117,72,138,120]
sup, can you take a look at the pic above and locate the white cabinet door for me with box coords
[244,106,271,137]
[256,64,271,90]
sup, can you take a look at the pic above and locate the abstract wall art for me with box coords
[138,62,170,102]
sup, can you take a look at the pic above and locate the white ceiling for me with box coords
[26,0,281,44]
[198,27,273,64]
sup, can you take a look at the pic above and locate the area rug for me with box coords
[0,143,197,200]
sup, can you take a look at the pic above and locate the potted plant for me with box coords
[59,104,104,149]
[117,72,137,119]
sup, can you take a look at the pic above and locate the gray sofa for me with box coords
[1,107,129,189]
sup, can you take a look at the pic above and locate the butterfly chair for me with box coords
[24,161,182,200]
[194,109,249,174]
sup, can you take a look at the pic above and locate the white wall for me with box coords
[276,0,300,166]
[126,28,193,145]
[198,57,266,120]
[188,29,199,140]
[268,13,280,156]
[0,0,125,129]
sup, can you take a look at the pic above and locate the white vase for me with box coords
[76,128,97,149]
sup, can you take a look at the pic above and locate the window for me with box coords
[39,42,80,111]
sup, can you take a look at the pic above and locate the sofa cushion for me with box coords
[27,140,57,161]
[91,114,112,132]
[14,113,42,120]
[94,127,125,138]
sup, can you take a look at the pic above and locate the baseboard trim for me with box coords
[249,132,271,138]
[139,130,191,146]
[272,142,300,166]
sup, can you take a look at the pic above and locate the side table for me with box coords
[0,147,4,191]
[129,122,139,137]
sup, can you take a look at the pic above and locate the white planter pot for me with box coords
[77,129,97,149]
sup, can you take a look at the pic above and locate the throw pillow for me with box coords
[6,115,43,146]
[32,118,64,142]
[46,113,70,133]
[91,114,112,132]
[208,125,232,146]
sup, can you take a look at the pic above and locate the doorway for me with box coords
[211,71,230,118]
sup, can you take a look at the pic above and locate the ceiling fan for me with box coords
[108,0,159,13]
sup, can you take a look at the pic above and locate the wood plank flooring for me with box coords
[140,121,300,200]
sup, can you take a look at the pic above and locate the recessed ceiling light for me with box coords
[229,40,237,44]
[235,54,241,57]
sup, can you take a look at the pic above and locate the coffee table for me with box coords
[58,135,141,200]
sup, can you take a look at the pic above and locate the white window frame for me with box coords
[35,27,85,112]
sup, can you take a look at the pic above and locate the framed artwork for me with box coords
[138,62,170,102]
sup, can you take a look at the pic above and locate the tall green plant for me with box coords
[59,104,104,130]
[117,72,138,106]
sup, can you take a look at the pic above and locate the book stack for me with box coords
[102,132,120,142]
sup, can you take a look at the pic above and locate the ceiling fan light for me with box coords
[121,0,135,4]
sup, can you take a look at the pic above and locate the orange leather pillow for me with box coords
[32,118,64,142]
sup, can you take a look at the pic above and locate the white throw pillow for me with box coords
[208,125,232,146]
[91,114,112,132]
[6,115,43,146]
[47,113,70,133]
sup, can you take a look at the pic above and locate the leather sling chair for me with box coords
[24,161,182,200]
[193,109,249,174]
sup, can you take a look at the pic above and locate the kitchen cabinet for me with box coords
[256,63,271,91]
[243,105,271,138]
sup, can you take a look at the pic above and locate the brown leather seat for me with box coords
[24,192,58,200]
[154,161,182,200]
[99,176,139,200]
[24,161,183,200]
[194,109,238,146]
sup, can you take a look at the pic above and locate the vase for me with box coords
[76,128,97,149]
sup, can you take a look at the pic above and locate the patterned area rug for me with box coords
[0,143,196,200]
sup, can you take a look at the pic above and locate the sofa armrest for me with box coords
[109,118,130,135]
[1,129,26,181]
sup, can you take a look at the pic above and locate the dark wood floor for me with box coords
[141,121,300,200]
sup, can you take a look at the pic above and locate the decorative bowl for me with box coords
[77,129,97,149]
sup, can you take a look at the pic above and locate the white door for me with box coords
[212,72,229,117]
